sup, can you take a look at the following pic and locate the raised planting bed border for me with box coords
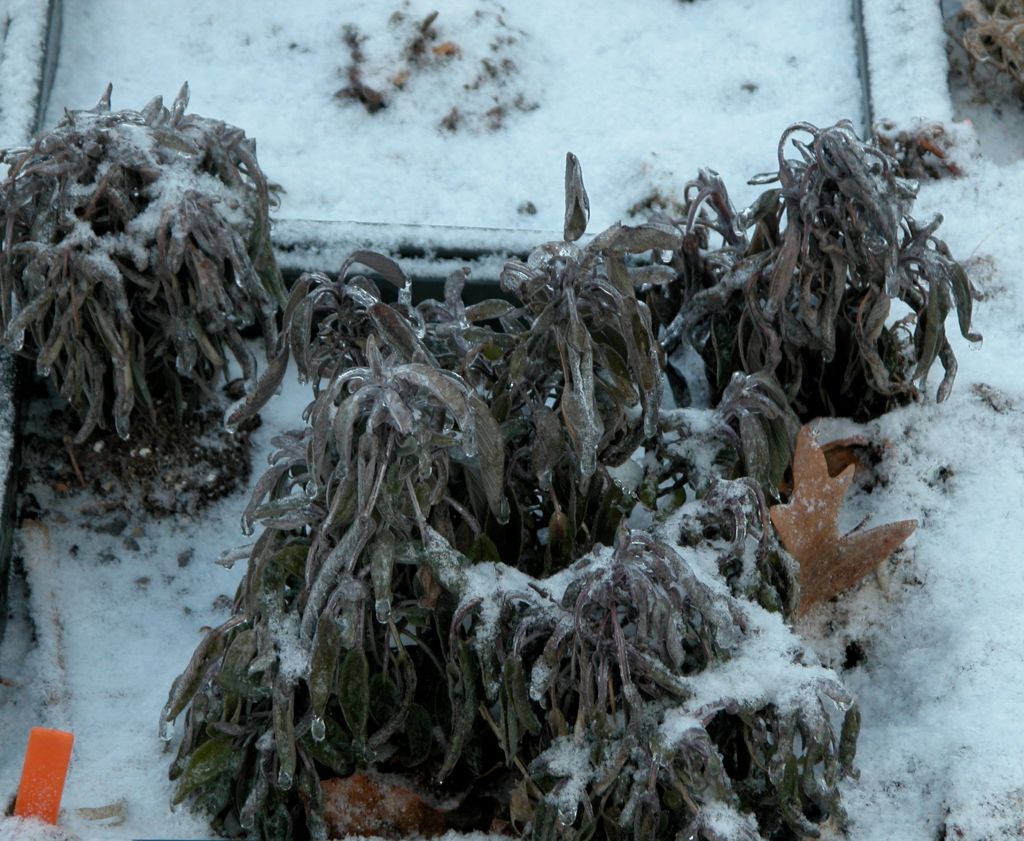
[0,0,62,644]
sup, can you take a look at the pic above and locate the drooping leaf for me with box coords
[563,152,590,242]
[171,739,242,806]
[338,648,370,750]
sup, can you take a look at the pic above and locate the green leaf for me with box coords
[301,715,355,777]
[469,533,502,565]
[272,689,296,788]
[913,274,943,380]
[438,641,479,781]
[502,693,520,765]
[216,627,261,702]
[948,261,981,343]
[504,657,541,736]
[839,703,861,775]
[404,703,434,766]
[369,673,401,727]
[171,738,243,805]
[309,616,342,726]
[338,648,370,750]
[272,544,308,579]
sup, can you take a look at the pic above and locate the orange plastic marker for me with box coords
[14,727,74,824]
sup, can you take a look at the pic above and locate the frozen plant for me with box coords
[646,121,980,422]
[440,525,857,841]
[0,84,284,442]
[948,0,1024,93]
[162,156,855,841]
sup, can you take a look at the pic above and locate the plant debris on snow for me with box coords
[335,2,538,133]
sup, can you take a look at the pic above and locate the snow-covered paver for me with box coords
[0,0,51,148]
[860,0,954,127]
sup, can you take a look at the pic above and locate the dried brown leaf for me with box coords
[321,774,447,839]
[769,425,915,615]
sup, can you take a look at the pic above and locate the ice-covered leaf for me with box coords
[338,648,370,749]
[309,616,342,729]
[563,152,590,242]
[171,739,242,805]
[468,394,507,522]
[558,309,603,477]
[369,532,396,622]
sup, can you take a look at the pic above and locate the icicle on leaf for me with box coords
[272,688,296,788]
[161,616,242,733]
[370,532,396,623]
[309,616,342,737]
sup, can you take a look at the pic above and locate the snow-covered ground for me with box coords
[4,1,1024,840]
[42,0,864,235]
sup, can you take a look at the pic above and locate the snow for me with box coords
[807,155,1024,841]
[0,0,49,148]
[42,0,865,236]
[861,0,954,127]
[2,1,1024,840]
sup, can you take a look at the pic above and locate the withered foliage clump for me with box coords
[873,120,962,181]
[0,84,284,442]
[949,0,1024,93]
[335,5,536,134]
[164,156,857,841]
[647,121,980,424]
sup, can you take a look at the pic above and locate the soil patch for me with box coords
[18,382,258,521]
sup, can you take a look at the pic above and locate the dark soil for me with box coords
[19,381,258,521]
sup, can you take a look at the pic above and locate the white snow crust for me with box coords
[42,0,864,235]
